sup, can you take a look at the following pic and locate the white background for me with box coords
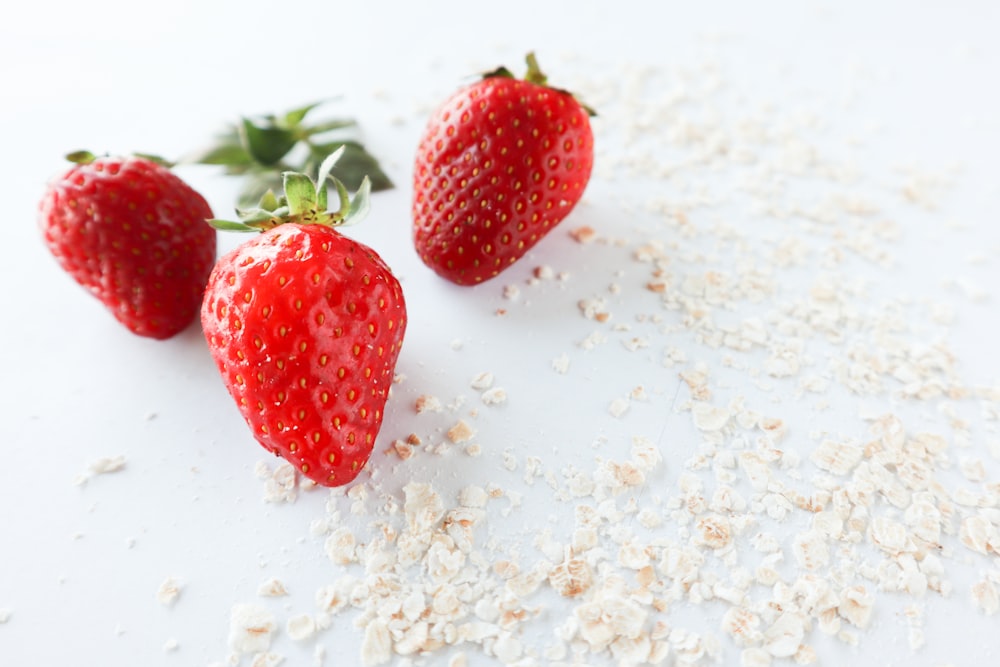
[2,1,999,665]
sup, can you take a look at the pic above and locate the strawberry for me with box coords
[38,152,217,339]
[200,150,407,487]
[412,52,595,285]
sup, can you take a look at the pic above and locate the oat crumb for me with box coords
[228,604,276,654]
[609,397,630,418]
[570,225,597,243]
[74,454,127,485]
[470,372,495,390]
[256,578,289,598]
[481,387,508,405]
[552,353,571,374]
[447,420,476,444]
[286,613,316,641]
[502,284,521,300]
[156,577,182,607]
[415,395,443,414]
[250,653,284,667]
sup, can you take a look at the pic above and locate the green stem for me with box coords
[523,52,548,86]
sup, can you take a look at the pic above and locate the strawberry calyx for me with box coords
[208,147,370,233]
[482,52,596,117]
[64,150,173,167]
[183,100,392,207]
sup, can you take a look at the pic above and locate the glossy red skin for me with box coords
[413,75,594,285]
[201,224,407,487]
[38,156,216,339]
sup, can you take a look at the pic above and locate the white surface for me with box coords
[2,1,999,665]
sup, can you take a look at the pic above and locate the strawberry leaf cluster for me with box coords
[185,101,392,207]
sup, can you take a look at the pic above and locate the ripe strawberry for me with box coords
[412,52,595,285]
[38,152,217,339]
[201,150,406,487]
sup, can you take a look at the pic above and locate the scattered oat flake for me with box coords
[810,440,863,476]
[552,353,571,374]
[228,604,276,654]
[470,372,494,390]
[742,647,772,666]
[0,609,10,624]
[392,439,414,459]
[361,619,391,666]
[262,462,298,503]
[250,653,284,667]
[959,515,999,555]
[972,579,999,615]
[74,455,126,485]
[286,613,316,641]
[256,578,289,597]
[534,265,555,279]
[481,387,507,405]
[763,612,805,657]
[415,394,443,413]
[691,402,730,431]
[156,577,181,606]
[838,585,875,629]
[325,527,357,565]
[696,513,733,550]
[609,397,630,418]
[569,225,597,243]
[548,552,593,597]
[447,419,476,444]
[90,455,126,474]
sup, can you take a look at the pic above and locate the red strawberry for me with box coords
[201,150,406,487]
[38,152,217,339]
[412,52,595,285]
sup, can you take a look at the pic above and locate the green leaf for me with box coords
[331,176,351,219]
[241,119,297,166]
[282,101,323,128]
[192,101,394,207]
[65,150,97,164]
[314,147,345,213]
[237,173,285,208]
[311,140,393,192]
[347,176,372,224]
[304,118,357,136]
[207,218,260,232]
[232,207,278,225]
[316,145,346,187]
[132,152,173,167]
[482,65,516,80]
[283,172,317,216]
[317,179,328,212]
[185,142,253,168]
[258,189,280,212]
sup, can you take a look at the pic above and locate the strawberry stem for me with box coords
[523,52,548,86]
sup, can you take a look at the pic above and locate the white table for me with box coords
[2,1,998,665]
